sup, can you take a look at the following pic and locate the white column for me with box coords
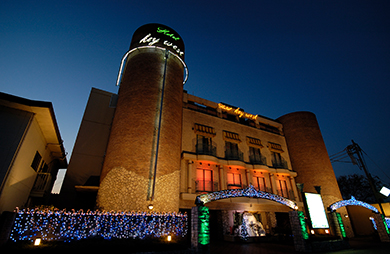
[187,161,193,194]
[289,176,299,201]
[269,173,278,195]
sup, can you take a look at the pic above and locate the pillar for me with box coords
[289,211,311,252]
[373,213,390,242]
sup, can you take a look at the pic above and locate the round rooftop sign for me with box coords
[130,23,185,60]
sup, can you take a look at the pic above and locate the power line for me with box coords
[329,149,352,164]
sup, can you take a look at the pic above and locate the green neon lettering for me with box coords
[157,27,180,41]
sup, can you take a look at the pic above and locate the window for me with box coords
[196,169,213,192]
[40,162,49,173]
[249,147,266,165]
[253,176,267,192]
[225,141,243,160]
[227,173,242,189]
[277,179,289,198]
[196,135,216,156]
[31,151,42,172]
[271,152,287,168]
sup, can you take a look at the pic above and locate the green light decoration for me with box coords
[198,206,210,245]
[297,211,309,240]
[336,212,347,238]
[381,214,390,235]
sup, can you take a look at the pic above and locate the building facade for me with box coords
[0,92,67,213]
[60,23,353,238]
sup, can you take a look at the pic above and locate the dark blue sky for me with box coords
[1,0,390,187]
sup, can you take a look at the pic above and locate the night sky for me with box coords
[1,0,389,192]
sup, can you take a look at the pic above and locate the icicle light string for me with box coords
[10,208,188,242]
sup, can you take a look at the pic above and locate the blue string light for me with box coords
[329,196,379,213]
[10,208,188,242]
[195,184,298,210]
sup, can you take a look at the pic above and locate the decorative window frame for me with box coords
[223,130,241,143]
[247,136,263,148]
[194,123,216,138]
[268,142,284,153]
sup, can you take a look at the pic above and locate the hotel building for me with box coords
[60,23,353,238]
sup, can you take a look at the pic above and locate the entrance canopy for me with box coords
[195,184,298,210]
[329,196,379,213]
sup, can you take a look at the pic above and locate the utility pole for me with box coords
[346,140,385,215]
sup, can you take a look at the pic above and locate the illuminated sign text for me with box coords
[218,103,258,120]
[138,27,184,56]
[157,27,180,41]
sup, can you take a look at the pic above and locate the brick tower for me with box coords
[277,112,342,208]
[278,111,353,237]
[97,24,186,212]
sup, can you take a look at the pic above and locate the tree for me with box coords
[337,174,385,204]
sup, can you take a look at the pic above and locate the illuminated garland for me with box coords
[369,217,378,230]
[195,184,298,210]
[335,212,347,238]
[10,208,187,242]
[297,211,309,240]
[198,206,210,245]
[382,215,390,234]
[369,216,390,233]
[329,196,379,213]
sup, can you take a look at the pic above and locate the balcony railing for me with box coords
[195,180,218,193]
[196,144,217,157]
[277,189,296,200]
[30,173,52,197]
[225,149,244,161]
[249,154,267,165]
[271,158,289,169]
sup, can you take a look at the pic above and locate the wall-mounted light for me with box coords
[34,238,41,246]
[148,204,153,210]
[167,235,172,242]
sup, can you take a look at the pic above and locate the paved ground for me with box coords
[3,236,389,253]
[209,237,390,254]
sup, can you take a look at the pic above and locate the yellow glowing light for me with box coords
[148,204,153,210]
[310,230,315,235]
[325,229,330,234]
[218,103,258,120]
[167,235,172,241]
[34,238,41,246]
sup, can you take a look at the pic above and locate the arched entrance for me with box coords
[328,196,390,242]
[192,185,305,251]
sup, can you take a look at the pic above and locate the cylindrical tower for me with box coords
[277,112,342,208]
[97,24,186,212]
[278,111,354,237]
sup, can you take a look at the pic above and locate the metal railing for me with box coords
[249,154,267,165]
[30,173,52,197]
[276,189,296,200]
[225,149,244,161]
[271,157,289,169]
[196,144,217,157]
[195,180,218,193]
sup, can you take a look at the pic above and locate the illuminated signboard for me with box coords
[380,186,390,197]
[218,103,258,120]
[130,23,185,59]
[305,193,329,229]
